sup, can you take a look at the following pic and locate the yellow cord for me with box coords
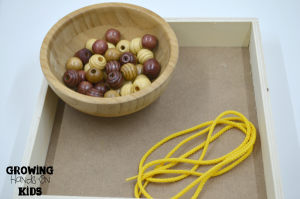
[126,110,256,199]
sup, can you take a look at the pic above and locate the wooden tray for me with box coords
[13,18,283,199]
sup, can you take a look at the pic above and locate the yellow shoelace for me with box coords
[126,110,256,198]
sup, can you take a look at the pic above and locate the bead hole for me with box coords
[91,69,96,74]
[65,75,70,80]
[121,45,125,50]
[85,52,89,57]
[98,57,103,62]
[135,87,140,91]
[110,73,114,78]
[124,56,128,61]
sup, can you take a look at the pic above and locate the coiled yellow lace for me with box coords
[126,110,256,198]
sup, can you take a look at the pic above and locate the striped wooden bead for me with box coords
[120,83,133,96]
[63,69,79,88]
[106,60,121,74]
[137,49,154,64]
[89,54,107,70]
[106,71,124,89]
[129,37,142,54]
[120,52,137,65]
[86,88,103,97]
[120,63,138,81]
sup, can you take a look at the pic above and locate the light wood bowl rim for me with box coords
[40,3,178,105]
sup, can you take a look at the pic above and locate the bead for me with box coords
[77,70,87,83]
[106,60,121,74]
[89,54,107,70]
[137,49,154,64]
[103,70,107,80]
[86,88,103,97]
[105,48,121,62]
[104,90,120,98]
[143,58,160,79]
[66,57,83,70]
[119,52,137,65]
[129,37,142,54]
[85,39,97,53]
[135,74,148,81]
[132,76,151,93]
[74,48,93,65]
[63,69,79,87]
[86,68,103,84]
[106,71,124,89]
[107,42,116,49]
[120,83,133,96]
[94,82,110,95]
[116,40,130,53]
[105,29,121,45]
[84,63,91,72]
[136,64,143,75]
[92,40,108,55]
[77,81,93,95]
[120,63,137,81]
[142,34,157,50]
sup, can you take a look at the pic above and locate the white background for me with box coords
[0,0,300,198]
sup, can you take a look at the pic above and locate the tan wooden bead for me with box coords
[132,76,151,93]
[120,83,133,96]
[85,39,97,53]
[104,90,120,98]
[120,63,138,81]
[135,74,148,81]
[66,57,83,70]
[116,40,130,53]
[89,54,107,70]
[130,37,142,54]
[137,49,154,64]
[107,42,116,49]
[136,64,143,75]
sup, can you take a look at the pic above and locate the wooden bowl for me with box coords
[40,3,178,117]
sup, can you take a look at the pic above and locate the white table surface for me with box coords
[0,0,299,198]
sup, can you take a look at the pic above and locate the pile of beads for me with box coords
[63,29,160,98]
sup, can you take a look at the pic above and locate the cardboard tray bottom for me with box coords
[42,47,266,199]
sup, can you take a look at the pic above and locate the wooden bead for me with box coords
[86,88,103,97]
[77,81,93,95]
[75,48,93,65]
[135,74,148,81]
[105,29,121,45]
[136,64,143,75]
[103,70,107,80]
[120,83,133,96]
[104,90,120,98]
[116,40,130,53]
[105,48,121,62]
[66,57,83,70]
[63,69,79,87]
[84,63,91,72]
[142,34,157,50]
[89,54,107,70]
[132,76,151,93]
[120,63,137,81]
[143,58,160,79]
[120,52,137,65]
[92,40,108,55]
[94,82,110,95]
[137,49,154,64]
[85,39,97,53]
[106,60,121,74]
[77,70,87,83]
[106,71,124,89]
[129,37,142,54]
[86,68,103,84]
[107,42,116,49]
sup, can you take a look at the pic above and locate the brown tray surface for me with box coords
[42,47,266,199]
